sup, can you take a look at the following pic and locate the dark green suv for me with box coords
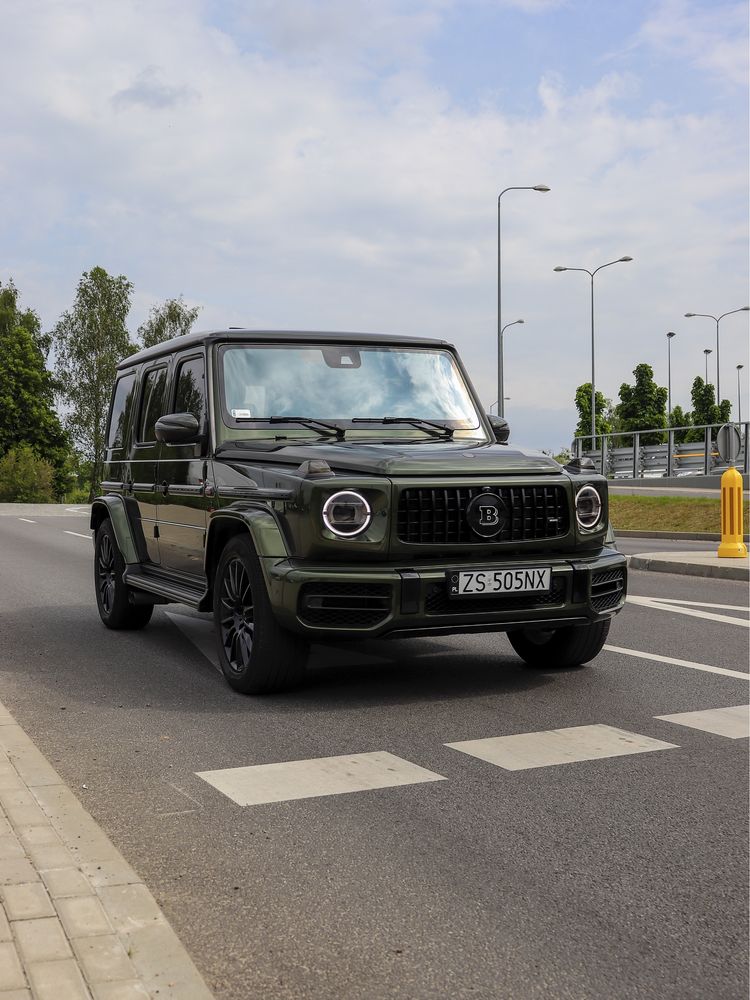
[92,330,626,693]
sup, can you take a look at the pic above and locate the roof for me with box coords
[117,329,452,370]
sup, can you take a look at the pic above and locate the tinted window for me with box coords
[107,372,136,449]
[173,356,206,430]
[138,367,168,443]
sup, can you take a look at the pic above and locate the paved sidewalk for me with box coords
[629,549,750,582]
[0,700,213,999]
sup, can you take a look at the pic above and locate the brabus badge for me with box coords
[466,492,507,538]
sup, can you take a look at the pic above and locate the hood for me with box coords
[217,439,562,476]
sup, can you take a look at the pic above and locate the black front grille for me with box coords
[590,568,626,612]
[298,582,392,628]
[397,485,568,545]
[425,576,566,616]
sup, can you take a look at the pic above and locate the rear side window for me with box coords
[173,356,206,430]
[107,372,136,449]
[138,367,168,443]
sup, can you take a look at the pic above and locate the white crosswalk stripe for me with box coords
[197,751,447,806]
[655,705,749,740]
[446,725,678,771]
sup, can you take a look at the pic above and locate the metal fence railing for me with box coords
[572,422,750,479]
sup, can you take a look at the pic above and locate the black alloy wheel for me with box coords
[213,534,308,694]
[507,618,610,669]
[219,556,255,675]
[94,520,153,630]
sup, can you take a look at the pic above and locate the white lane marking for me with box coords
[647,597,749,612]
[63,530,92,539]
[627,595,750,628]
[446,725,677,772]
[604,644,749,680]
[165,612,221,673]
[18,518,36,523]
[655,705,750,740]
[65,506,88,513]
[197,751,447,806]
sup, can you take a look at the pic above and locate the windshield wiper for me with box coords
[351,417,454,439]
[233,416,345,440]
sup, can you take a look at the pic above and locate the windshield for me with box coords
[218,344,484,440]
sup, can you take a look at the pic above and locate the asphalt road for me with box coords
[0,510,747,1000]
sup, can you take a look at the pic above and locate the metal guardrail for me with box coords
[572,422,750,479]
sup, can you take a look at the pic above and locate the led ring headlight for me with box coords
[575,485,602,529]
[322,490,372,537]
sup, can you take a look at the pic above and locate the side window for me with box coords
[138,367,168,444]
[173,356,206,430]
[107,372,136,449]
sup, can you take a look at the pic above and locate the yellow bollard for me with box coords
[717,466,748,558]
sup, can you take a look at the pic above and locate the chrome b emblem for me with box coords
[466,492,507,538]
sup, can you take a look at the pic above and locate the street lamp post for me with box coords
[684,306,750,403]
[497,184,549,418]
[667,331,676,421]
[499,319,524,415]
[703,348,712,384]
[737,364,744,424]
[553,256,633,453]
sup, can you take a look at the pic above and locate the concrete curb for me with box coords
[629,553,749,582]
[0,700,214,999]
[615,529,725,541]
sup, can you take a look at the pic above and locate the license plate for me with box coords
[447,567,552,597]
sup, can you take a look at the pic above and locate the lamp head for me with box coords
[685,312,695,317]
[517,319,525,325]
[667,331,676,339]
[704,348,712,355]
[738,364,745,371]
[741,306,750,312]
[553,266,567,272]
[533,185,550,192]
[619,256,633,262]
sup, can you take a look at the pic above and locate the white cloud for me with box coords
[0,0,747,451]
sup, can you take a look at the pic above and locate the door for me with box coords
[156,352,210,578]
[131,363,169,564]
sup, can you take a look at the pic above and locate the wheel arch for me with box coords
[90,496,140,564]
[204,506,289,607]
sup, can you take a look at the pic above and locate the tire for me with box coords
[94,520,153,630]
[508,619,611,669]
[213,534,308,694]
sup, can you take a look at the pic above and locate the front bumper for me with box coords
[264,547,627,639]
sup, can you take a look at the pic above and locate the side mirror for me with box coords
[155,412,201,444]
[487,414,510,444]
[564,456,596,473]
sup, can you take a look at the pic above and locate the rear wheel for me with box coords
[508,619,610,669]
[94,520,153,630]
[213,534,308,694]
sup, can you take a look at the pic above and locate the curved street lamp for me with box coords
[499,319,524,415]
[553,256,633,451]
[497,184,550,418]
[703,348,712,384]
[684,306,750,402]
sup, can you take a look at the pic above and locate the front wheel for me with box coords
[508,619,610,669]
[213,534,308,694]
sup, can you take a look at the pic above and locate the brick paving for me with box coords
[0,700,213,999]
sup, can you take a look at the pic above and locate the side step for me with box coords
[124,569,208,611]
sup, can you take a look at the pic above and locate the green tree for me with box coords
[615,363,668,446]
[138,296,200,349]
[0,279,69,497]
[684,377,732,442]
[669,404,691,444]
[0,444,54,502]
[574,383,612,444]
[52,267,135,500]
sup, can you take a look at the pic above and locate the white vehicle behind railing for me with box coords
[572,422,749,479]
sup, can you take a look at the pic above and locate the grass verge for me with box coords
[609,494,749,534]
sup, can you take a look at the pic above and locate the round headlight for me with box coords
[322,490,372,537]
[575,485,602,529]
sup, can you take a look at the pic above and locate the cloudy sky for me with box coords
[2,0,748,450]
